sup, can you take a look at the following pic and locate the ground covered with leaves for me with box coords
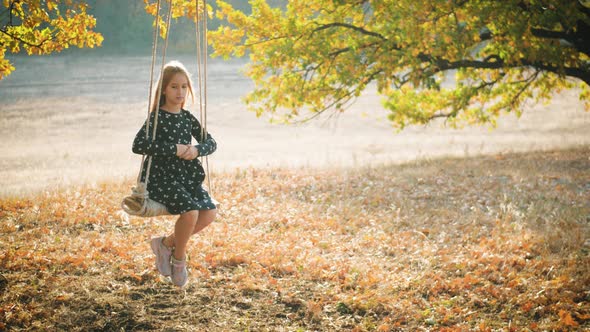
[1,148,589,331]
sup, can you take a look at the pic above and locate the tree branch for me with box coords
[521,60,590,85]
[318,0,370,15]
[328,41,379,58]
[311,22,386,40]
[0,28,47,50]
[294,69,382,123]
[509,70,540,108]
[426,70,540,122]
[427,56,590,86]
[530,26,590,57]
[243,33,305,47]
[530,27,570,40]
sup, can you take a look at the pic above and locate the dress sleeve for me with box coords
[132,112,177,156]
[189,113,217,157]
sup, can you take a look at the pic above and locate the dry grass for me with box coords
[1,148,589,331]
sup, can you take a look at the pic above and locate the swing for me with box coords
[121,0,211,217]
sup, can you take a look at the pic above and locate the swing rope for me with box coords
[122,0,211,217]
[195,0,212,193]
[143,0,174,191]
[135,0,161,186]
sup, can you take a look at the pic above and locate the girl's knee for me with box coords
[204,208,217,221]
[181,210,199,221]
[198,209,216,226]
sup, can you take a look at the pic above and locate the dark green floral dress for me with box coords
[132,109,217,214]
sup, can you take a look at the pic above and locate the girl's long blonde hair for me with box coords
[151,61,195,113]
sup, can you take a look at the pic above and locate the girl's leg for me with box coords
[162,209,215,254]
[191,209,216,235]
[171,210,199,260]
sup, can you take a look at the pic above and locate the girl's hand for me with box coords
[179,145,199,160]
[176,144,190,158]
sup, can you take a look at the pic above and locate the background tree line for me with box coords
[83,0,284,54]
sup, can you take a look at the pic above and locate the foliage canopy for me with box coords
[0,0,103,79]
[208,0,590,127]
[3,1,589,128]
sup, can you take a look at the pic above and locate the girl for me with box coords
[132,60,217,288]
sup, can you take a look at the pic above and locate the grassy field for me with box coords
[0,148,589,331]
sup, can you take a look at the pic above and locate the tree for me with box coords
[207,0,590,128]
[0,0,103,79]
